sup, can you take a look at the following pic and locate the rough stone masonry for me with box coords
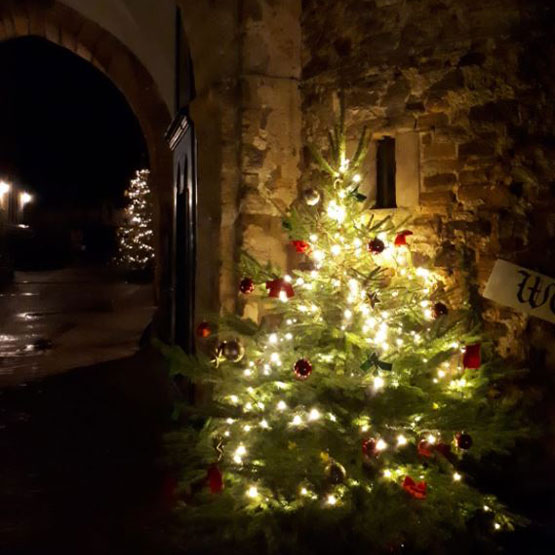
[301,0,555,367]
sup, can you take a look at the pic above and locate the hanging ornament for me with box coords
[455,432,473,450]
[206,464,224,494]
[325,460,346,484]
[240,277,255,294]
[291,240,312,254]
[362,438,378,460]
[294,358,313,380]
[402,476,427,500]
[266,278,295,299]
[196,321,212,339]
[417,439,433,458]
[302,187,321,206]
[217,340,245,363]
[367,238,385,254]
[462,343,481,369]
[394,230,413,247]
[431,302,449,319]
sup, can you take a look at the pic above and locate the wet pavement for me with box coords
[0,267,156,386]
[0,267,172,554]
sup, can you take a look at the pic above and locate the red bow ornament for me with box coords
[290,240,312,254]
[402,476,427,500]
[266,278,295,299]
[394,230,413,247]
[463,343,481,369]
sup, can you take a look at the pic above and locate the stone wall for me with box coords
[301,0,555,366]
[182,0,301,317]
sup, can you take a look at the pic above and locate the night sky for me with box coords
[0,36,148,210]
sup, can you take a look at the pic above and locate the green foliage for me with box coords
[160,100,529,554]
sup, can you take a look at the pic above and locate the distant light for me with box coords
[326,494,337,505]
[0,181,10,195]
[20,192,33,207]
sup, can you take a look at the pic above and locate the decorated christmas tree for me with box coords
[117,169,154,273]
[161,104,527,554]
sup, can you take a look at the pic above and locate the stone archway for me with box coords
[0,0,174,321]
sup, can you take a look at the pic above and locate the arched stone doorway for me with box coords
[0,0,177,339]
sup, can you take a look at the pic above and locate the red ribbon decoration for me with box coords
[266,278,295,299]
[207,464,224,494]
[394,230,413,247]
[290,240,312,254]
[402,476,427,499]
[463,343,481,369]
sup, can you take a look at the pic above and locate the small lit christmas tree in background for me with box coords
[161,103,527,554]
[117,169,154,274]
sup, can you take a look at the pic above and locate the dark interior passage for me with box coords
[0,36,149,268]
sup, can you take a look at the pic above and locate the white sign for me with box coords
[483,259,555,324]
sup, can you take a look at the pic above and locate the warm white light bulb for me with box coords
[331,245,341,256]
[308,408,321,421]
[247,486,259,499]
[326,494,337,505]
[373,376,385,391]
[260,419,269,429]
[397,435,408,447]
[277,401,287,411]
[376,439,387,451]
[291,415,303,426]
[269,333,278,344]
[453,472,462,482]
[383,469,392,478]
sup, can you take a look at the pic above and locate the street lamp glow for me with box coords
[0,181,10,195]
[20,192,33,207]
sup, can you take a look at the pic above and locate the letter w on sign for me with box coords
[483,260,555,324]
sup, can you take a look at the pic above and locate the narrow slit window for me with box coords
[376,137,396,209]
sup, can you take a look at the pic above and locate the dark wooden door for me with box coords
[168,114,197,353]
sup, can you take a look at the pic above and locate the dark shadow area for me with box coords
[0,349,172,555]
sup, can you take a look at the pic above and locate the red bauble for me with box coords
[196,321,212,338]
[462,343,481,369]
[402,476,427,500]
[266,278,295,299]
[207,464,224,494]
[432,302,449,319]
[291,240,311,254]
[294,358,313,380]
[240,277,255,294]
[367,238,385,254]
[455,432,473,450]
[362,438,378,459]
[417,440,433,458]
[394,230,413,247]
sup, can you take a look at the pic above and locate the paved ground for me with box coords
[0,266,172,554]
[0,267,156,386]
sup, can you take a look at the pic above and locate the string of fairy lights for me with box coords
[117,169,155,270]
[205,156,505,531]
